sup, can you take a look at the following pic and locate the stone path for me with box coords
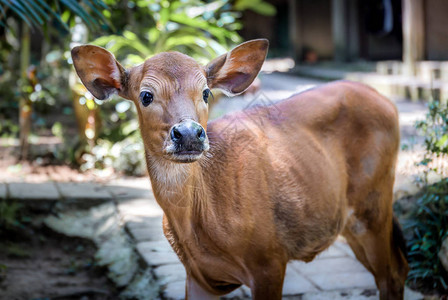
[0,177,422,299]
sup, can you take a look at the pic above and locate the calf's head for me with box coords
[71,39,268,163]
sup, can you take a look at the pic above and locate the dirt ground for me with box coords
[0,223,118,300]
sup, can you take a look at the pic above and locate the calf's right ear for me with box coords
[71,45,129,100]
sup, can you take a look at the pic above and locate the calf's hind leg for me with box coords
[343,192,409,300]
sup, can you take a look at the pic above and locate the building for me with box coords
[240,0,448,64]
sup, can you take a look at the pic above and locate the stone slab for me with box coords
[162,279,246,300]
[301,286,423,300]
[291,257,367,276]
[301,288,378,300]
[125,216,163,230]
[332,239,356,259]
[139,250,180,267]
[283,264,319,295]
[223,287,245,299]
[137,240,172,252]
[240,285,251,297]
[154,264,186,284]
[106,178,153,199]
[118,199,163,218]
[0,183,7,199]
[137,241,180,267]
[128,226,165,242]
[108,177,153,190]
[314,243,349,259]
[8,182,60,200]
[307,271,376,291]
[163,280,185,300]
[56,182,112,200]
[122,214,164,225]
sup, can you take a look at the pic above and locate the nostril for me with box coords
[197,127,206,141]
[171,127,182,141]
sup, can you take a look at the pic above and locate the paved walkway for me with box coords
[1,74,428,299]
[0,177,422,299]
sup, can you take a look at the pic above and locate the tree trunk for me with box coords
[402,0,425,76]
[19,25,32,160]
[68,19,102,163]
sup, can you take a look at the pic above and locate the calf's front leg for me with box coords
[250,262,286,300]
[186,276,219,300]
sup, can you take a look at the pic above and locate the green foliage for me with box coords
[80,133,146,175]
[416,101,448,158]
[234,0,276,16]
[0,70,20,138]
[4,243,31,258]
[404,179,448,291]
[0,200,22,234]
[79,99,146,175]
[0,263,6,281]
[404,100,448,292]
[94,0,242,65]
[0,0,109,30]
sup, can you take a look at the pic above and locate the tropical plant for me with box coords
[415,100,448,159]
[0,0,110,159]
[402,100,448,292]
[234,0,276,16]
[0,0,109,30]
[0,200,22,234]
[93,0,242,65]
[404,179,448,291]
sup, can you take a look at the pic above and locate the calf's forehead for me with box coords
[141,52,206,86]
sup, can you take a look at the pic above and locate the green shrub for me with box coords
[416,100,448,159]
[404,179,448,290]
[404,100,448,292]
[0,200,23,234]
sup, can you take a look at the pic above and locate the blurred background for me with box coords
[0,0,447,299]
[1,0,447,180]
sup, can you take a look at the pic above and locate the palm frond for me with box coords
[0,0,110,31]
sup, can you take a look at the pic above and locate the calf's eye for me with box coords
[203,88,212,104]
[140,91,153,107]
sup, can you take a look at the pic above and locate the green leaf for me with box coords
[248,2,276,16]
[34,0,70,30]
[82,0,109,26]
[170,13,231,44]
[159,5,170,27]
[1,0,35,28]
[20,0,48,25]
[60,0,97,29]
[436,134,448,149]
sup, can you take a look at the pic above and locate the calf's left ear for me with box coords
[205,39,268,96]
[71,45,129,100]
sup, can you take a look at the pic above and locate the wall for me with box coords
[297,0,333,60]
[425,0,448,60]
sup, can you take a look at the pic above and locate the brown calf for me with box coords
[71,39,408,299]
